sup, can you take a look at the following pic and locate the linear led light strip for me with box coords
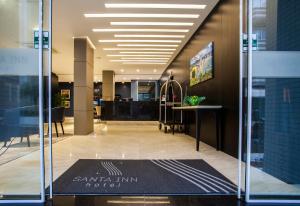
[110,22,194,26]
[84,13,199,18]
[99,39,181,43]
[106,200,170,204]
[105,3,207,9]
[119,51,173,54]
[93,29,189,33]
[72,36,96,50]
[114,34,185,38]
[117,44,178,47]
[110,59,168,62]
[121,57,170,60]
[122,62,167,65]
[120,197,169,200]
[107,55,172,57]
[103,48,176,51]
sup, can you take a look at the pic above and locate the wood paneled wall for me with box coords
[160,0,240,157]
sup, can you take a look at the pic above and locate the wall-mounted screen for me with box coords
[190,42,214,86]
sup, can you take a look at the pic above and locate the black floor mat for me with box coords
[51,159,237,195]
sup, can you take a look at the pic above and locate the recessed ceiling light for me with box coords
[85,13,199,18]
[72,36,96,50]
[110,22,194,26]
[103,48,176,51]
[115,34,185,38]
[119,51,173,54]
[123,62,167,65]
[99,39,181,43]
[122,57,169,60]
[110,59,168,62]
[136,69,140,72]
[105,3,206,9]
[117,44,178,47]
[107,54,171,57]
[153,69,157,73]
[92,28,189,33]
[120,69,125,72]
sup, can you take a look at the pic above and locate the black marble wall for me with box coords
[160,0,240,157]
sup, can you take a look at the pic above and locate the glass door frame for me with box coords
[0,0,52,203]
[47,0,54,200]
[239,0,300,204]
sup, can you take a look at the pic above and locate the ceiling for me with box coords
[52,0,219,82]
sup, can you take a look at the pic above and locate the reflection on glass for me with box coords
[0,0,41,199]
[250,0,300,199]
[138,81,157,101]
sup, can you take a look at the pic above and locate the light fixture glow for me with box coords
[115,34,185,38]
[120,69,125,72]
[93,28,189,33]
[136,69,140,72]
[119,51,173,54]
[123,62,167,65]
[153,69,157,73]
[110,59,168,62]
[121,57,169,60]
[110,22,194,26]
[72,36,96,50]
[103,48,176,51]
[85,13,199,18]
[99,39,181,43]
[105,3,206,9]
[117,44,178,47]
[107,54,171,57]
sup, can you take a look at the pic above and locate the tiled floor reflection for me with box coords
[1,120,300,197]
[46,195,241,206]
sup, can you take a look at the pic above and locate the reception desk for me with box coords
[101,101,159,121]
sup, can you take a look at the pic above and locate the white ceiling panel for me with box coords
[52,0,219,82]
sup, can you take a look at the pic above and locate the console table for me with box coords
[172,105,223,152]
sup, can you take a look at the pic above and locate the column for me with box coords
[131,80,138,101]
[102,70,115,101]
[74,38,94,135]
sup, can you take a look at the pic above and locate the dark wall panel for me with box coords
[115,82,131,99]
[160,0,240,157]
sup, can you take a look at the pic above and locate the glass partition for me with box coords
[246,0,300,202]
[0,0,45,202]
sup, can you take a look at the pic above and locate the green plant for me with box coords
[183,96,206,106]
[54,93,66,107]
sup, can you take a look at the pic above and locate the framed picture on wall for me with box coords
[64,100,70,109]
[190,42,214,86]
[61,89,70,99]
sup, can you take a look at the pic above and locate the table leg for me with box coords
[216,110,222,150]
[196,110,201,151]
[172,109,175,135]
[184,111,187,134]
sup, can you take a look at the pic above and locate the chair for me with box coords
[95,106,101,122]
[46,107,65,137]
[1,106,39,147]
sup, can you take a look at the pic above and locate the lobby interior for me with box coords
[1,0,300,204]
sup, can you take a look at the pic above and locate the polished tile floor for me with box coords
[1,195,292,206]
[0,120,299,197]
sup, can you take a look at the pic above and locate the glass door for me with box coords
[243,0,300,203]
[0,0,49,203]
